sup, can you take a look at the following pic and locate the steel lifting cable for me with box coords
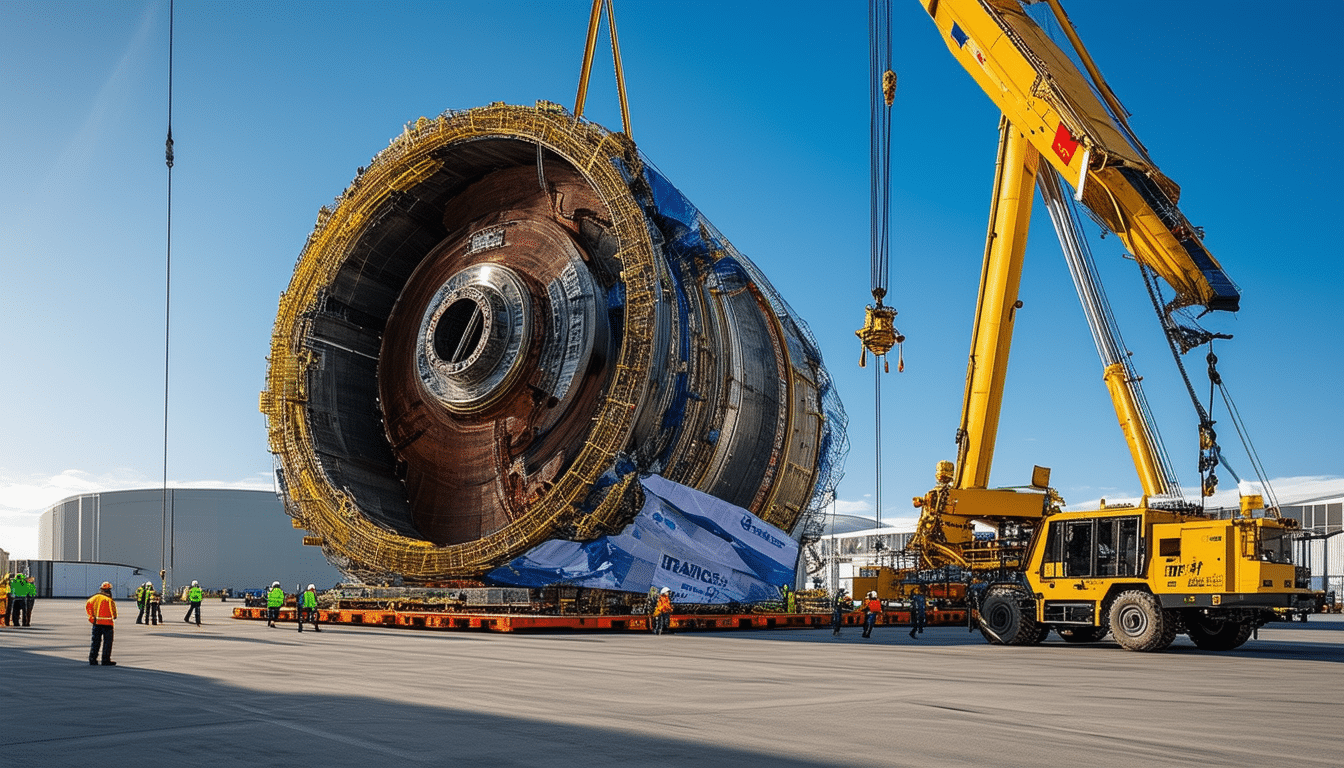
[1141,265,1276,508]
[868,0,896,531]
[869,0,892,300]
[160,0,175,591]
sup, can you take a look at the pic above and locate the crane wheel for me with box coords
[1185,613,1254,651]
[979,586,1043,646]
[1108,590,1177,651]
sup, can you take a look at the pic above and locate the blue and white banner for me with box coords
[485,474,799,604]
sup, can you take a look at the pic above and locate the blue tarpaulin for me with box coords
[485,475,798,604]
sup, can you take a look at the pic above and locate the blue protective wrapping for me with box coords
[485,475,799,604]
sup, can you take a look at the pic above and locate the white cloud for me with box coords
[0,469,275,559]
[833,497,873,515]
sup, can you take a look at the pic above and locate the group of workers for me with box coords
[263,581,320,632]
[81,580,323,666]
[2,572,37,627]
[831,586,928,639]
[71,577,928,665]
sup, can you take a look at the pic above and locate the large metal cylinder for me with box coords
[261,102,846,583]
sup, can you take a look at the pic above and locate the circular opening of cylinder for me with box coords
[434,298,485,364]
[415,263,531,414]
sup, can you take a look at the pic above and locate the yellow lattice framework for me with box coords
[261,102,662,580]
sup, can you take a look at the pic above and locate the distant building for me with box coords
[1281,494,1343,602]
[9,560,148,599]
[0,545,9,576]
[805,514,914,596]
[38,488,342,593]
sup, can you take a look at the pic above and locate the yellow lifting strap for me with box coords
[573,0,633,138]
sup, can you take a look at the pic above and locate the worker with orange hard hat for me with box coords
[86,581,118,666]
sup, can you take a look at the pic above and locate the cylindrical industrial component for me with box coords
[261,102,846,583]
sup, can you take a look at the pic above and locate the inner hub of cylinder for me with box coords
[418,262,531,414]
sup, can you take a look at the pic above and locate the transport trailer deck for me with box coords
[231,606,969,633]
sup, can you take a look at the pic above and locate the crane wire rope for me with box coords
[868,0,894,533]
[160,0,176,593]
[1140,265,1277,511]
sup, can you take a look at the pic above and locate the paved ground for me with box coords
[1,600,1340,767]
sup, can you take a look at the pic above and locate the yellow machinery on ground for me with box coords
[899,0,1320,650]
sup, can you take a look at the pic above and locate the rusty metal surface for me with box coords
[261,102,844,582]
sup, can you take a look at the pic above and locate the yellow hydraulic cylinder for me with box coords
[956,119,1039,490]
[1101,362,1167,498]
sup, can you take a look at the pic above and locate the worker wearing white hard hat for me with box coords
[653,588,674,635]
[299,584,321,633]
[184,580,204,626]
[265,581,285,628]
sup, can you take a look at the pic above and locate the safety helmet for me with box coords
[660,587,670,594]
[867,591,877,599]
[191,580,199,587]
[100,581,113,590]
[146,581,153,586]
[272,581,281,588]
[307,584,316,591]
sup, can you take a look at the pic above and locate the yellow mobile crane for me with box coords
[900,0,1319,650]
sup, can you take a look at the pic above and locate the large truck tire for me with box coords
[1108,590,1177,651]
[979,586,1044,646]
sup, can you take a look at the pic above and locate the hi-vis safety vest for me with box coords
[188,587,203,603]
[267,588,285,608]
[87,593,117,625]
[302,591,317,609]
[655,594,673,616]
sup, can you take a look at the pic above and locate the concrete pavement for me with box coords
[2,599,1340,767]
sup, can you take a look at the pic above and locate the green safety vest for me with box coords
[188,587,203,603]
[302,591,317,608]
[267,587,285,608]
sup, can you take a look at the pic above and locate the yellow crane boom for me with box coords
[920,0,1239,315]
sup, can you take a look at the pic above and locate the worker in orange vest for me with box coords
[861,591,882,638]
[86,581,118,666]
[653,587,674,635]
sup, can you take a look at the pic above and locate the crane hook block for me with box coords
[856,303,901,361]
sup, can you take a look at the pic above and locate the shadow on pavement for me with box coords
[0,645,848,768]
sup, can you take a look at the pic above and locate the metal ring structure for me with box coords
[261,102,846,583]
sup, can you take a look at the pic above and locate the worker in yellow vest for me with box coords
[146,583,163,626]
[298,584,320,632]
[12,574,35,626]
[0,573,9,627]
[86,581,118,666]
[135,581,150,624]
[266,581,285,628]
[183,580,203,626]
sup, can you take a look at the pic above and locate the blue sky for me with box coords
[2,1,1341,558]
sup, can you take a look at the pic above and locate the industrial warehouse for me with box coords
[15,488,340,597]
[2,1,1341,767]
